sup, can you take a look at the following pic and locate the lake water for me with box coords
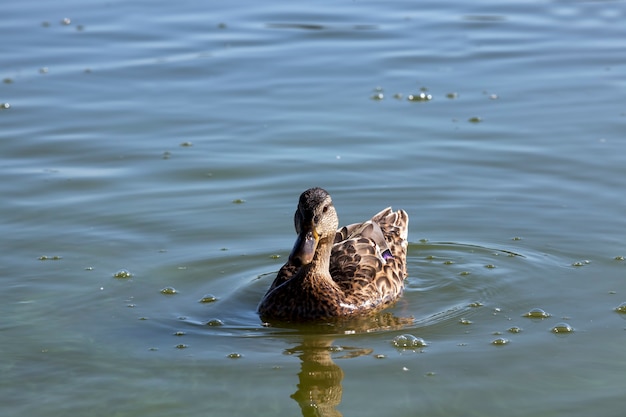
[3,0,626,415]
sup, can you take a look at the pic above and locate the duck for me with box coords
[258,187,409,322]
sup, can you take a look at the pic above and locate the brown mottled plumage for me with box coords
[258,187,409,323]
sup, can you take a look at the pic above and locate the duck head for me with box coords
[289,187,339,267]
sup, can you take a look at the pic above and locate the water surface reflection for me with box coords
[272,313,414,417]
[289,336,347,417]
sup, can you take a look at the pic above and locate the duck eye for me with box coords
[322,205,329,213]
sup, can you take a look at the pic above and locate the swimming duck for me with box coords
[258,187,409,322]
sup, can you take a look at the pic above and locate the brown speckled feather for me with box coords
[330,208,408,309]
[258,188,409,323]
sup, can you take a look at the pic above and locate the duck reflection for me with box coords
[288,336,351,417]
[280,313,413,417]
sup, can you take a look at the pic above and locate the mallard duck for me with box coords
[258,187,409,322]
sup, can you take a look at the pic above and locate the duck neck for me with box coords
[302,236,333,280]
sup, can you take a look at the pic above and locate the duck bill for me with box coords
[289,227,318,266]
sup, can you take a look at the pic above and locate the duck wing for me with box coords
[329,208,409,309]
[264,261,298,295]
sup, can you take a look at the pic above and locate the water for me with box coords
[3,0,626,415]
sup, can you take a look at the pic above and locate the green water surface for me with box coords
[2,0,626,416]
